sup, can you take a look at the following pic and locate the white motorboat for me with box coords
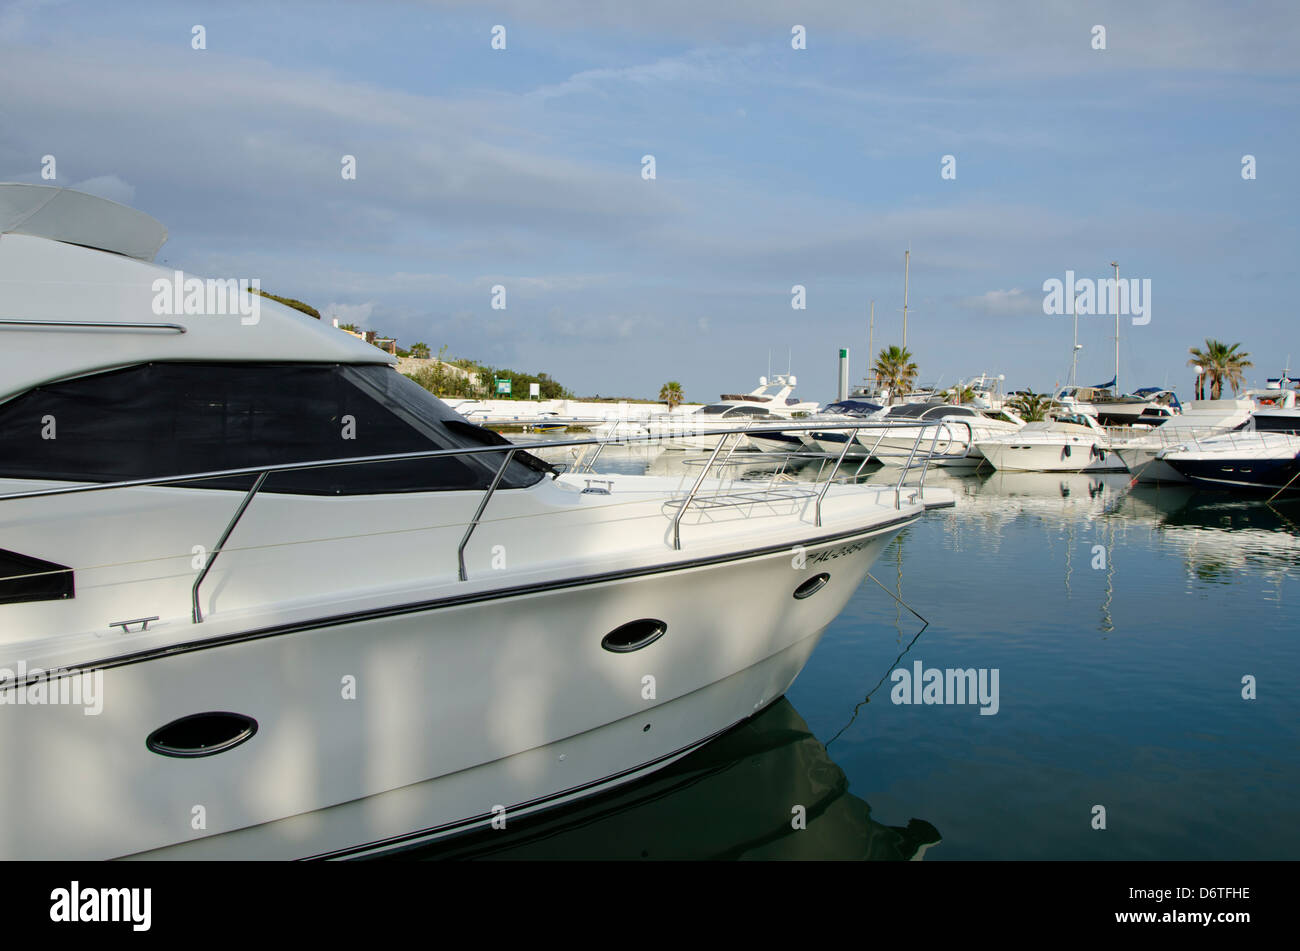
[0,184,952,859]
[975,412,1125,472]
[1051,385,1105,418]
[818,403,1024,467]
[807,398,886,457]
[1159,431,1300,492]
[1091,387,1183,426]
[1111,399,1255,483]
[598,373,818,452]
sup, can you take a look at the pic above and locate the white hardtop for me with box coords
[0,186,390,402]
[0,183,167,261]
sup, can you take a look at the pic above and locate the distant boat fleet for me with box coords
[587,367,1300,495]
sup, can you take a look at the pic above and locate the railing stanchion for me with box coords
[458,448,516,581]
[815,427,859,528]
[192,470,269,623]
[672,433,730,550]
[913,420,948,498]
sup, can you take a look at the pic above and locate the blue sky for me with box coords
[2,0,1297,401]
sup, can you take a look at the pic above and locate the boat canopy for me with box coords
[823,399,882,417]
[0,183,168,261]
[884,403,978,419]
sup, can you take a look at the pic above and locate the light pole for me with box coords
[1194,364,1203,401]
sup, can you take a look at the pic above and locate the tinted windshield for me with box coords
[826,400,881,416]
[0,362,550,494]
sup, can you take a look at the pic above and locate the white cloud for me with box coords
[962,288,1042,318]
[321,301,376,326]
[529,46,759,99]
[430,0,1300,75]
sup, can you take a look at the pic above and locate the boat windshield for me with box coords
[885,403,941,419]
[1053,413,1092,427]
[0,362,551,494]
[824,400,881,417]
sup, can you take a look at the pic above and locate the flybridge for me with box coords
[0,183,168,261]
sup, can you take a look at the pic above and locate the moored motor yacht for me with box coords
[1159,432,1300,492]
[0,184,951,860]
[822,402,1024,467]
[1111,399,1255,483]
[1091,387,1182,426]
[597,373,818,452]
[975,412,1125,472]
[807,398,885,457]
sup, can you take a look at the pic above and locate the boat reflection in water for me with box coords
[395,697,941,861]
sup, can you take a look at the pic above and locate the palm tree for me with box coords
[872,346,918,404]
[658,381,684,410]
[1007,392,1050,422]
[1188,339,1252,399]
[946,384,977,405]
[410,342,431,359]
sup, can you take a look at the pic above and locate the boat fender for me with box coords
[1062,444,1071,458]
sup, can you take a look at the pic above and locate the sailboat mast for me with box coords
[1070,292,1078,386]
[902,249,910,349]
[868,300,874,377]
[1111,261,1120,393]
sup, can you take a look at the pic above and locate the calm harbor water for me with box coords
[411,442,1300,860]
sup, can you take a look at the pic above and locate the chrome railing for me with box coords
[1152,428,1300,456]
[0,417,955,624]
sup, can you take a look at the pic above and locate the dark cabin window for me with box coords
[0,363,550,495]
[0,548,75,605]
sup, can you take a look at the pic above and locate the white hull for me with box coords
[597,420,807,453]
[1,473,912,860]
[1111,445,1187,483]
[128,630,830,859]
[873,421,1020,467]
[977,440,1125,472]
[817,420,1018,467]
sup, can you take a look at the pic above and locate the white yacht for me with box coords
[806,398,886,456]
[818,403,1024,467]
[1140,397,1300,490]
[0,184,952,859]
[975,412,1125,472]
[1111,399,1256,483]
[598,374,818,452]
[1091,387,1182,426]
[1159,431,1300,492]
[1050,386,1105,418]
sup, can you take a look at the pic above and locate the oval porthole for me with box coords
[601,618,667,653]
[793,573,831,600]
[147,711,258,758]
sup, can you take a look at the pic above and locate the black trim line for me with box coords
[2,514,916,687]
[305,716,743,860]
